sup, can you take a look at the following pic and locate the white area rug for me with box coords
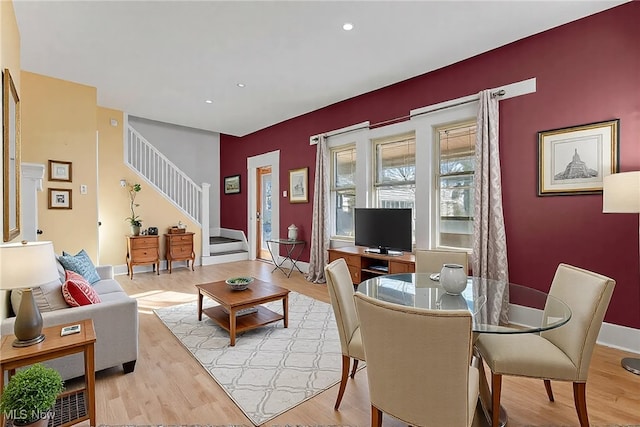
[154,292,343,426]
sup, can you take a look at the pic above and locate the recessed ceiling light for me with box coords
[237,83,245,88]
[343,22,354,31]
[205,99,213,104]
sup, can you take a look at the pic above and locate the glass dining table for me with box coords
[356,273,572,426]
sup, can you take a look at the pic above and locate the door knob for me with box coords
[36,229,43,235]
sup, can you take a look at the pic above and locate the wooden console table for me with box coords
[328,246,415,284]
[126,235,160,279]
[0,319,96,427]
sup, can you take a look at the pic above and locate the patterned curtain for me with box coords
[472,90,509,324]
[306,135,329,283]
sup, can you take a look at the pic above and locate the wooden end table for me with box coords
[0,319,96,427]
[196,278,290,346]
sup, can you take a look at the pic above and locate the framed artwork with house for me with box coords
[537,119,619,196]
[224,175,241,194]
[289,167,308,203]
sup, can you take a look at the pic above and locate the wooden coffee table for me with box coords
[196,278,290,346]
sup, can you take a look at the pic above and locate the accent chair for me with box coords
[354,292,479,427]
[415,249,469,274]
[324,258,366,410]
[474,263,615,427]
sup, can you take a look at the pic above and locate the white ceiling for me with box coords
[14,0,627,137]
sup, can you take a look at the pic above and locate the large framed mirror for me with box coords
[3,68,20,242]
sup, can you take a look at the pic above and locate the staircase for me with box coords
[203,228,249,265]
[126,123,249,264]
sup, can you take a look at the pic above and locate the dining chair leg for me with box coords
[350,359,359,378]
[334,355,350,410]
[544,379,555,402]
[371,404,383,427]
[491,373,502,427]
[573,382,589,427]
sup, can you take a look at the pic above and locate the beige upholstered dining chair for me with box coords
[474,263,615,427]
[324,258,366,410]
[354,292,479,427]
[415,249,469,274]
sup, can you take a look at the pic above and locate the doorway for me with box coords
[247,150,280,261]
[256,166,272,260]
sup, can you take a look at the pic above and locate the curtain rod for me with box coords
[311,89,506,142]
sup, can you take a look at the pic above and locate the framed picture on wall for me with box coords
[48,160,72,182]
[289,167,308,203]
[224,175,241,194]
[538,119,619,196]
[48,188,72,209]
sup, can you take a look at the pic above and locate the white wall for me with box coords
[128,116,220,229]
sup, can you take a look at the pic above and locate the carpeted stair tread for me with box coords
[210,236,242,244]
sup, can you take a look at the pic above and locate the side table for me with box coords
[0,319,96,427]
[126,235,160,279]
[266,238,306,278]
[164,232,195,273]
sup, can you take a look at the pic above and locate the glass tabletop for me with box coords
[267,238,305,244]
[356,273,571,334]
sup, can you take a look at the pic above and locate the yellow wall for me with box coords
[21,71,99,259]
[0,0,20,94]
[0,0,21,320]
[97,108,201,266]
[19,74,201,266]
[1,0,200,321]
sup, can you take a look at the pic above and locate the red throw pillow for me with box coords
[62,270,101,307]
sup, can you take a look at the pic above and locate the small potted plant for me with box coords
[0,363,64,426]
[124,182,143,235]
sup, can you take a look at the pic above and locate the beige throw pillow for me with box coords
[10,278,70,316]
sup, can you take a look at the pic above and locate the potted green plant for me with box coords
[124,182,143,235]
[0,363,64,426]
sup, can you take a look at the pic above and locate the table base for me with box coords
[266,239,305,278]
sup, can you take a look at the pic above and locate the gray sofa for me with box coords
[0,265,138,380]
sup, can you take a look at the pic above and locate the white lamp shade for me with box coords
[0,241,59,290]
[603,171,640,214]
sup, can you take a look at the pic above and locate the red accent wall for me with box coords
[221,2,640,328]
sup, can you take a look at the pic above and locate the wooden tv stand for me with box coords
[328,246,415,284]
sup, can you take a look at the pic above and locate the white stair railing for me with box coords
[126,125,203,226]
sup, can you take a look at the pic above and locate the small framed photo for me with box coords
[48,160,72,182]
[289,167,309,203]
[48,188,72,209]
[224,175,241,194]
[538,119,619,196]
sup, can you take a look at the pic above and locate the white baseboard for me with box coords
[273,257,309,275]
[113,259,199,277]
[201,252,249,265]
[509,304,640,354]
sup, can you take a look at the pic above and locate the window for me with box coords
[373,133,416,238]
[331,145,356,238]
[437,122,476,249]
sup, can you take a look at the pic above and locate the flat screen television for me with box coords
[354,208,412,255]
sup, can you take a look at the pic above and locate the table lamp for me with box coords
[0,241,59,347]
[603,170,640,375]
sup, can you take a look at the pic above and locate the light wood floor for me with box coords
[84,261,638,426]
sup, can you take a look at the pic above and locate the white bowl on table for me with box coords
[225,277,254,291]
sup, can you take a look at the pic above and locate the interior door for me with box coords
[256,166,272,260]
[247,150,280,261]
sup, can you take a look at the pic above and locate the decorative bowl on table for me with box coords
[225,276,254,291]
